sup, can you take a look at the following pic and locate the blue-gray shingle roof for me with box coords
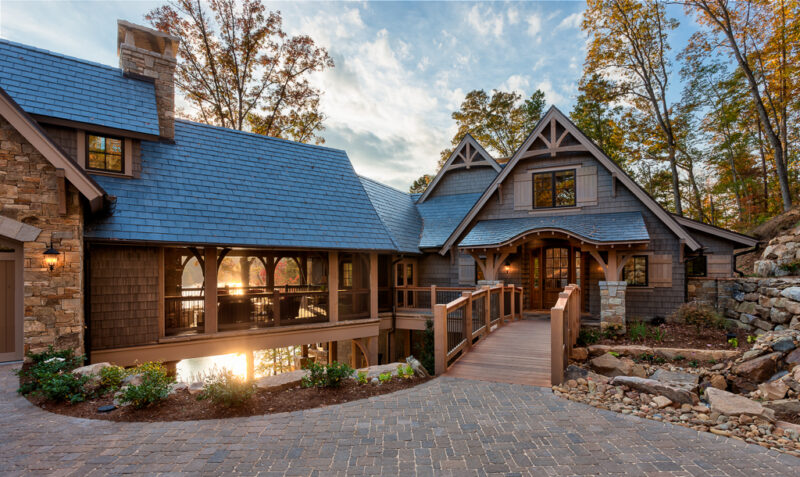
[416,193,483,249]
[359,176,422,254]
[459,212,650,247]
[0,39,160,136]
[85,120,397,251]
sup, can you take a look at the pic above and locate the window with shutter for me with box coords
[648,254,673,287]
[576,166,597,206]
[513,172,532,210]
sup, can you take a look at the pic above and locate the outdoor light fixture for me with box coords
[504,260,511,273]
[43,243,60,271]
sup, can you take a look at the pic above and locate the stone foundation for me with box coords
[688,277,800,332]
[599,281,627,334]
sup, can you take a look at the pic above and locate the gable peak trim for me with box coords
[437,106,702,254]
[417,134,501,203]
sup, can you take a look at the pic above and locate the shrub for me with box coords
[628,321,648,342]
[728,337,739,348]
[16,346,86,400]
[671,302,725,334]
[419,319,435,376]
[302,361,354,388]
[396,364,414,379]
[199,369,255,407]
[99,365,126,393]
[577,328,601,346]
[688,360,699,368]
[378,372,392,384]
[649,326,667,342]
[118,362,173,409]
[356,371,369,385]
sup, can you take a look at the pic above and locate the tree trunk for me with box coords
[668,144,683,216]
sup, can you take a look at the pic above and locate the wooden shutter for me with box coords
[513,172,532,210]
[649,254,672,287]
[707,255,732,278]
[458,254,475,285]
[576,166,597,206]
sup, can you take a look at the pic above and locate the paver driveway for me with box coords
[1,363,798,476]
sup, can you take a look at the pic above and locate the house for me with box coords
[0,21,757,372]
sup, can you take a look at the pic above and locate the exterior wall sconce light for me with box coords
[43,243,60,271]
[504,260,511,273]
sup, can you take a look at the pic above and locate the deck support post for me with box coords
[245,349,254,382]
[204,246,218,334]
[433,304,447,375]
[369,253,378,318]
[328,251,338,323]
[510,286,516,321]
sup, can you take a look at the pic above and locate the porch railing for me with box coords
[433,284,523,374]
[394,286,475,313]
[550,284,581,385]
[339,288,370,320]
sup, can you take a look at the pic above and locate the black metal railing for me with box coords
[472,295,485,333]
[339,288,370,320]
[490,290,500,324]
[446,306,466,354]
[165,294,205,336]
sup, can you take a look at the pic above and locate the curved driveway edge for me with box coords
[1,363,798,476]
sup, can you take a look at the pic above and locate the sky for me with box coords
[0,1,700,190]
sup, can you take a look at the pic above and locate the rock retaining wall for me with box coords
[688,277,800,332]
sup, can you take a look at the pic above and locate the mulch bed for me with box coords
[593,322,754,351]
[27,376,431,422]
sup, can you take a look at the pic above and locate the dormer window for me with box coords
[87,134,124,173]
[533,169,576,208]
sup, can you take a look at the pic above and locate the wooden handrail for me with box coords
[550,284,581,385]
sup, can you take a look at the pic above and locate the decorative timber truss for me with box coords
[418,133,501,203]
[521,116,588,158]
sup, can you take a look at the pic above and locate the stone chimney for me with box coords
[117,20,178,140]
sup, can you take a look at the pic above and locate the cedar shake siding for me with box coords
[88,245,160,350]
[430,167,498,197]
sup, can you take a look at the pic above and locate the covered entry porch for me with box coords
[459,212,653,331]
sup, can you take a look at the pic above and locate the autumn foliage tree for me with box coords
[146,0,334,144]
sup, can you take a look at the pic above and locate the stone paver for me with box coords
[1,363,798,476]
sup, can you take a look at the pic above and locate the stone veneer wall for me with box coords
[688,277,800,332]
[599,281,627,333]
[0,116,85,354]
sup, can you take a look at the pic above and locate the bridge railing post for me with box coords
[434,304,447,375]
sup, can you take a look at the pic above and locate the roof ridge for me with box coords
[358,175,411,196]
[0,37,126,76]
[174,119,347,154]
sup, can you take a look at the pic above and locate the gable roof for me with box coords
[417,134,501,203]
[671,215,758,248]
[459,212,650,248]
[85,120,397,251]
[0,39,160,137]
[416,192,484,249]
[0,216,41,243]
[439,106,703,254]
[359,176,422,254]
[0,86,106,212]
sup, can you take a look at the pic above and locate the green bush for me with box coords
[396,364,414,379]
[199,369,255,407]
[419,319,435,375]
[671,302,725,334]
[378,372,392,384]
[649,326,667,342]
[356,371,369,385]
[118,362,173,409]
[99,365,126,393]
[628,321,648,342]
[302,361,354,388]
[577,328,601,346]
[16,346,86,401]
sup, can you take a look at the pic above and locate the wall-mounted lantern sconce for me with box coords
[43,243,60,272]
[504,260,511,274]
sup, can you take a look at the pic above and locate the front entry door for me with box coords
[543,247,571,308]
[0,245,22,362]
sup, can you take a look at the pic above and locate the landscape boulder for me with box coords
[764,399,800,415]
[758,380,789,400]
[708,374,727,390]
[72,362,112,377]
[564,364,608,384]
[188,382,204,395]
[705,387,775,421]
[255,369,308,392]
[590,353,631,377]
[650,369,700,393]
[406,356,430,377]
[609,376,699,405]
[570,347,589,361]
[732,352,782,383]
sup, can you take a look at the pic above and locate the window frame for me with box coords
[623,255,649,287]
[686,255,708,278]
[532,168,577,209]
[86,133,125,174]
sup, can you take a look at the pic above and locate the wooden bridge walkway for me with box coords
[444,317,551,387]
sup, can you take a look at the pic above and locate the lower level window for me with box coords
[87,134,123,173]
[623,255,648,286]
[686,255,707,277]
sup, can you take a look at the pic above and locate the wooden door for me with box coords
[0,255,20,362]
[543,247,571,309]
[529,248,542,310]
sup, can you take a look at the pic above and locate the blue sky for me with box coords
[0,1,699,190]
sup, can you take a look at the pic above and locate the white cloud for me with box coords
[467,5,504,38]
[296,7,365,47]
[557,12,583,30]
[526,14,542,38]
[535,79,567,107]
[500,74,530,97]
[507,7,520,25]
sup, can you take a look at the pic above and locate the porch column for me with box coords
[594,249,627,334]
[328,251,338,322]
[369,252,378,318]
[204,246,218,334]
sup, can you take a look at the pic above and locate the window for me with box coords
[87,134,123,173]
[342,262,353,288]
[686,255,707,277]
[623,256,648,287]
[532,169,576,208]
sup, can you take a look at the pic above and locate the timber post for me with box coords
[433,303,447,375]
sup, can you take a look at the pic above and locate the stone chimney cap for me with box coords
[117,20,179,59]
